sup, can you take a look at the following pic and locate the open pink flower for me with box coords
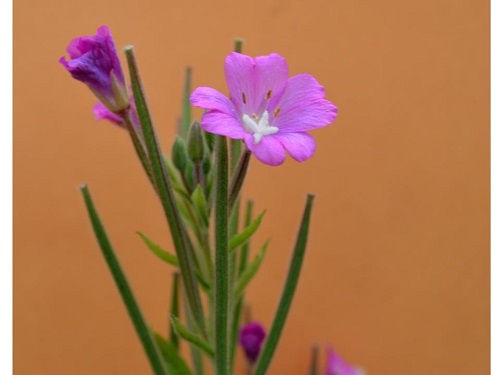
[190,52,337,166]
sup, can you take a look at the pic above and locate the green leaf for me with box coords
[170,316,214,357]
[124,46,205,336]
[191,185,209,228]
[230,210,266,251]
[252,195,316,375]
[137,232,179,267]
[154,333,193,375]
[80,185,168,375]
[233,241,269,300]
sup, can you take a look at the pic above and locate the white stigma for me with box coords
[242,110,279,144]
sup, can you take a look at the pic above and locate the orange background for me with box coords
[14,0,489,374]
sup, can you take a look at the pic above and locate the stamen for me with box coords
[273,108,281,117]
[266,90,272,99]
[252,113,259,121]
[242,92,247,104]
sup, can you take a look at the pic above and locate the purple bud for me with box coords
[239,322,266,363]
[60,25,128,112]
[325,348,364,375]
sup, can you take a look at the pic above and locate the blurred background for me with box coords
[14,0,489,374]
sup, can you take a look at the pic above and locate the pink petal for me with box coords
[200,111,246,139]
[244,134,286,166]
[93,102,125,126]
[190,87,238,115]
[254,53,289,114]
[274,132,316,162]
[272,74,338,133]
[225,52,256,115]
[225,53,289,116]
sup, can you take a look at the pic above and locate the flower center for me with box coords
[242,110,279,144]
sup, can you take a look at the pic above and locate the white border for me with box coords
[1,0,13,373]
[492,0,496,373]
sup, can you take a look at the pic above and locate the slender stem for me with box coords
[124,46,206,336]
[124,112,155,187]
[309,344,319,375]
[228,148,251,211]
[80,185,168,375]
[170,272,180,350]
[230,199,254,369]
[252,195,316,375]
[214,136,230,375]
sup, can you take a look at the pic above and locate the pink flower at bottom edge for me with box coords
[190,52,337,166]
[325,348,365,375]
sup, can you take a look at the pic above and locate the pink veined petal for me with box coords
[200,110,246,139]
[272,74,338,133]
[244,134,286,166]
[93,102,124,125]
[254,53,289,114]
[274,132,316,162]
[190,87,238,115]
[225,52,256,115]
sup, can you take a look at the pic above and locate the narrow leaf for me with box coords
[80,185,168,375]
[233,241,269,300]
[230,210,266,251]
[137,232,179,267]
[124,46,205,336]
[154,332,193,375]
[252,195,316,375]
[170,316,214,357]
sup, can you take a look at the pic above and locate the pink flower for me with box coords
[190,52,337,166]
[325,348,364,375]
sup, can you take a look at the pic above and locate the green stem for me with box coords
[252,195,316,375]
[214,136,230,375]
[80,185,168,375]
[228,148,251,211]
[170,272,180,350]
[124,46,206,336]
[124,112,155,187]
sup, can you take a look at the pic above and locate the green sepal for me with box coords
[187,122,205,165]
[172,136,188,172]
[137,232,179,267]
[233,240,269,300]
[229,210,266,251]
[153,332,193,375]
[170,315,214,358]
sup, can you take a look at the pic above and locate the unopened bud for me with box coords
[172,136,188,171]
[187,121,205,165]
